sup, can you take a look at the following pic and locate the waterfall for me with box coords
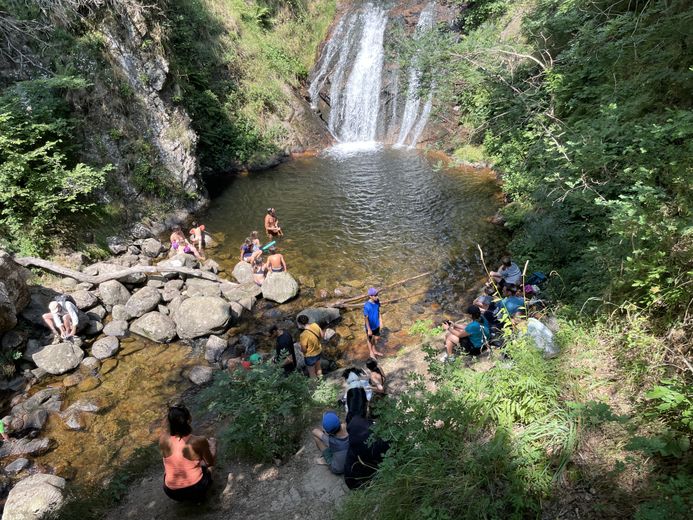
[395,3,436,147]
[309,2,438,147]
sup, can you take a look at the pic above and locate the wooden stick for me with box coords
[337,289,429,309]
[15,256,225,284]
[330,271,433,307]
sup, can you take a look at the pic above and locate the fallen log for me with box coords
[15,256,224,284]
[336,289,429,309]
[327,271,433,308]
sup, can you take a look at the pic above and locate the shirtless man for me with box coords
[264,208,283,238]
[189,221,206,256]
[263,246,287,273]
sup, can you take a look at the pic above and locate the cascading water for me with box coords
[395,2,436,147]
[309,2,438,148]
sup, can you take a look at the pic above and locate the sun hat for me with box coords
[367,287,378,296]
[322,411,341,434]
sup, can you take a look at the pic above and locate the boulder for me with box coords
[87,305,107,320]
[103,320,129,338]
[100,358,118,374]
[98,280,131,308]
[70,290,98,310]
[205,335,228,363]
[221,281,262,302]
[130,312,177,343]
[91,336,120,360]
[0,251,31,332]
[173,297,231,339]
[525,318,560,358]
[161,287,181,303]
[88,262,145,285]
[111,304,128,321]
[261,272,299,303]
[187,365,214,385]
[129,222,153,240]
[84,320,104,336]
[2,473,66,520]
[229,301,244,321]
[11,388,63,417]
[32,343,84,375]
[158,305,169,315]
[124,286,161,318]
[164,279,185,292]
[201,259,220,274]
[61,411,85,431]
[158,253,198,271]
[106,236,128,255]
[167,295,186,316]
[2,330,27,351]
[79,357,101,374]
[296,307,341,327]
[0,438,54,458]
[184,278,221,298]
[146,278,165,289]
[62,373,84,388]
[23,409,49,430]
[64,400,101,414]
[140,238,164,258]
[232,262,254,284]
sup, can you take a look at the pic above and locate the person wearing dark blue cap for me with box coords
[311,411,349,474]
[364,287,384,358]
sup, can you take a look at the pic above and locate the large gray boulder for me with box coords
[32,343,84,375]
[261,272,299,304]
[185,278,221,298]
[220,282,261,310]
[140,238,164,257]
[103,320,129,338]
[2,473,66,520]
[0,251,31,332]
[159,253,198,271]
[173,297,231,339]
[124,286,161,318]
[232,262,254,284]
[98,280,131,308]
[70,290,98,310]
[297,307,341,327]
[91,336,120,360]
[187,365,214,385]
[205,335,228,363]
[130,312,177,343]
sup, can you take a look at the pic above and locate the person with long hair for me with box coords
[159,404,216,502]
[366,358,386,395]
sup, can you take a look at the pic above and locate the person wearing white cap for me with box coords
[41,297,79,343]
[364,287,384,358]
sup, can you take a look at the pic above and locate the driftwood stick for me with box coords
[337,290,429,310]
[14,256,224,284]
[330,271,433,307]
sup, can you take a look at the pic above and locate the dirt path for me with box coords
[105,341,435,520]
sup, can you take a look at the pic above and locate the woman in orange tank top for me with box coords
[159,404,216,502]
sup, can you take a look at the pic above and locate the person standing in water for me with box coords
[160,404,216,503]
[189,221,206,257]
[364,288,384,358]
[264,207,283,238]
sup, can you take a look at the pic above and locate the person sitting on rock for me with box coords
[490,255,522,289]
[249,231,264,264]
[496,284,526,324]
[264,207,283,238]
[252,258,266,286]
[189,221,206,256]
[42,296,79,343]
[263,246,287,273]
[160,404,216,503]
[170,226,203,260]
[240,237,254,263]
[311,411,349,475]
[441,305,490,362]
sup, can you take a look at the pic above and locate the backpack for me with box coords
[55,294,77,308]
[527,272,548,286]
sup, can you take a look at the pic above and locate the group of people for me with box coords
[440,255,532,362]
[239,208,288,286]
[170,222,206,261]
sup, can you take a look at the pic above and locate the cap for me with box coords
[367,287,378,296]
[248,353,262,365]
[322,411,341,434]
[48,301,59,312]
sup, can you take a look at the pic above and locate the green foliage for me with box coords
[408,319,443,336]
[645,379,693,432]
[0,77,108,255]
[196,365,312,462]
[311,377,340,407]
[338,340,575,519]
[626,432,690,459]
[452,144,487,164]
[635,473,693,520]
[460,0,509,30]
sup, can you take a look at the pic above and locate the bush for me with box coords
[196,365,312,462]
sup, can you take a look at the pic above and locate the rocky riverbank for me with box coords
[0,228,349,519]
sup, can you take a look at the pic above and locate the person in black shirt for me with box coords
[271,325,296,374]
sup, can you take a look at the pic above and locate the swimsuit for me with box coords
[271,267,284,272]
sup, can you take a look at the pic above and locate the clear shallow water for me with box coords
[205,148,507,335]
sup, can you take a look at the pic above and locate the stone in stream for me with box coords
[147,278,165,289]
[92,336,120,359]
[64,399,101,414]
[62,373,84,388]
[61,411,86,431]
[261,272,299,304]
[173,296,231,339]
[11,388,63,416]
[80,356,101,373]
[0,437,55,458]
[103,319,129,338]
[69,289,98,310]
[141,238,164,257]
[77,376,101,392]
[100,358,119,375]
[232,261,254,284]
[111,304,128,321]
[205,335,228,363]
[32,342,84,375]
[202,259,220,274]
[124,286,161,318]
[98,280,131,308]
[2,473,66,520]
[187,365,214,385]
[130,311,177,343]
[296,307,341,327]
[185,278,221,298]
[4,457,30,475]
[23,408,49,430]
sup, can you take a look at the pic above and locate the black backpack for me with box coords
[55,294,77,307]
